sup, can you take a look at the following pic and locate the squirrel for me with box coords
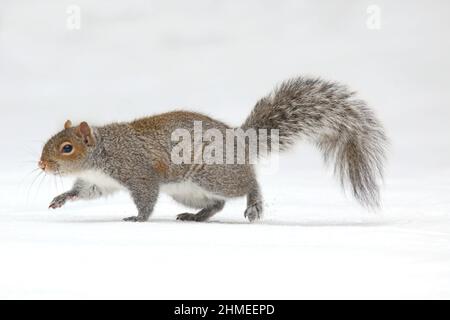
[39,77,387,222]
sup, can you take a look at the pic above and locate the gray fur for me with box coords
[242,77,387,208]
[43,76,387,222]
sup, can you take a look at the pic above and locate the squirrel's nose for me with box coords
[38,160,47,171]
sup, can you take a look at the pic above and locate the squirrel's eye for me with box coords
[61,144,73,154]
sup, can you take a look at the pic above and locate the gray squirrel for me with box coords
[39,77,387,222]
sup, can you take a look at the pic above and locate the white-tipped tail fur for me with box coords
[242,77,387,209]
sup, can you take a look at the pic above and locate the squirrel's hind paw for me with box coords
[177,212,200,222]
[123,216,147,222]
[244,203,263,222]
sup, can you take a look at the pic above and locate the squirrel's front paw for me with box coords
[49,193,78,209]
[123,216,147,222]
[244,203,263,222]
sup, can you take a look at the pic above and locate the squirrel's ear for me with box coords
[76,121,95,146]
[64,120,72,129]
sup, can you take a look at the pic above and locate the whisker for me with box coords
[53,174,60,193]
[24,146,39,158]
[29,170,42,190]
[19,167,41,189]
[60,175,65,191]
[35,172,47,200]
[39,172,47,192]
[27,170,43,202]
[22,168,40,179]
[57,168,65,191]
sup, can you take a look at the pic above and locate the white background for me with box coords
[0,0,449,299]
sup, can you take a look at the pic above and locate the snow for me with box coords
[1,166,449,299]
[1,0,450,299]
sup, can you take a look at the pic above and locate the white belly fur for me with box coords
[76,170,124,193]
[75,171,225,209]
[161,180,226,209]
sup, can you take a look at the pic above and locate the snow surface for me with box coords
[1,166,449,299]
[1,0,450,299]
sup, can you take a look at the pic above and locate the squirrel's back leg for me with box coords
[176,199,225,222]
[244,182,263,222]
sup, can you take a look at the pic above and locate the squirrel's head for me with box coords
[39,120,95,175]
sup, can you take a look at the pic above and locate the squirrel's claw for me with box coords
[49,198,64,209]
[48,202,60,209]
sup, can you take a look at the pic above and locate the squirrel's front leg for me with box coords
[122,178,159,222]
[49,179,112,209]
[49,179,85,209]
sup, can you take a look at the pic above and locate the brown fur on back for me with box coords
[130,111,222,133]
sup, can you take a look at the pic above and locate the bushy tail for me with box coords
[242,77,387,209]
